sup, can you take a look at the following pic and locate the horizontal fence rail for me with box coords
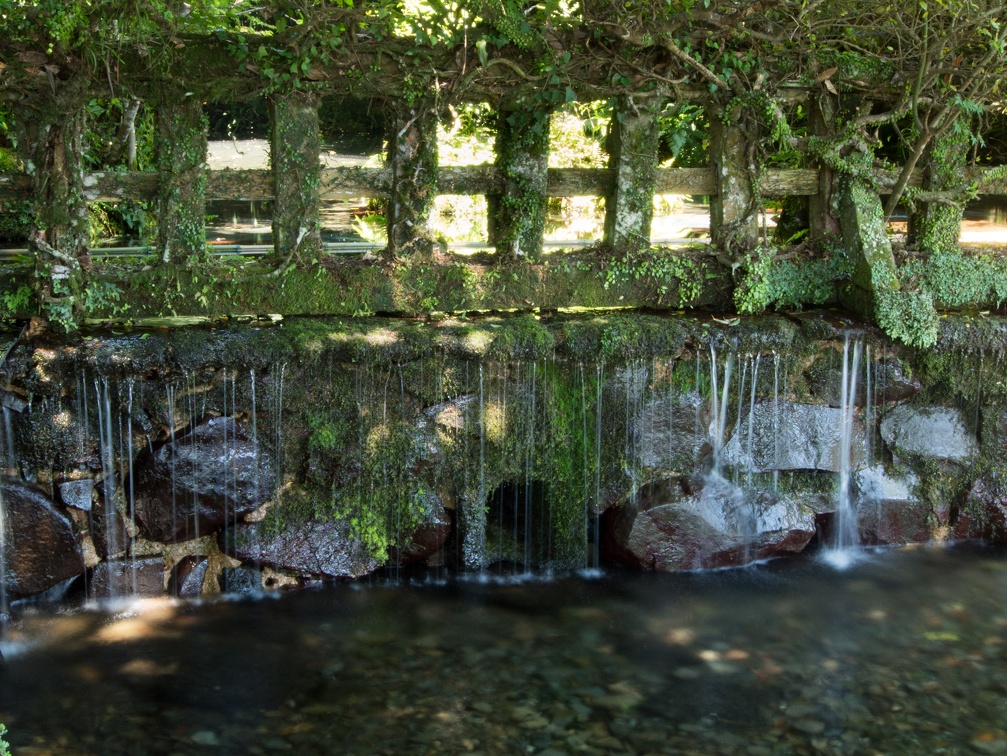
[2,165,1006,205]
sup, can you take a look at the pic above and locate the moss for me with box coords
[491,109,550,260]
[270,94,323,263]
[485,315,555,360]
[605,94,663,253]
[911,125,970,254]
[84,255,734,320]
[156,96,207,263]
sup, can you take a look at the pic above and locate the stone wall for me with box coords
[1,311,1004,604]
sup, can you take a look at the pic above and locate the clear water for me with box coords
[2,545,1006,755]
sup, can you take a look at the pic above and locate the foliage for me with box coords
[734,244,853,314]
[0,283,31,321]
[602,248,708,306]
[874,287,940,349]
[0,723,8,756]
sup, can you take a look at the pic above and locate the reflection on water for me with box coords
[2,545,1006,754]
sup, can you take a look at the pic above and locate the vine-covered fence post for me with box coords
[708,99,759,253]
[489,108,550,260]
[155,93,207,263]
[604,92,665,252]
[909,125,970,253]
[270,92,323,264]
[385,99,438,257]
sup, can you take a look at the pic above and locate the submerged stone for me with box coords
[130,417,275,542]
[606,476,816,570]
[2,482,85,597]
[880,406,978,462]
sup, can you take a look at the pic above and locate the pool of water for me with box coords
[2,544,1006,754]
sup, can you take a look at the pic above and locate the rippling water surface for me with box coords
[2,545,1006,755]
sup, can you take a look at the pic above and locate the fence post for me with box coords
[156,94,207,263]
[837,151,899,314]
[604,92,664,252]
[909,126,970,253]
[270,92,323,264]
[489,109,549,260]
[386,100,438,257]
[808,91,840,240]
[708,101,759,253]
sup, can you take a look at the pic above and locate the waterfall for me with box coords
[709,345,734,472]
[827,336,863,566]
[773,354,780,492]
[127,379,137,596]
[746,354,760,485]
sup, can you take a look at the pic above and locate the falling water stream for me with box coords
[826,336,864,568]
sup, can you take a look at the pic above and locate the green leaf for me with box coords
[564,86,577,103]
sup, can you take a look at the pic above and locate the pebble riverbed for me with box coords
[2,544,1006,755]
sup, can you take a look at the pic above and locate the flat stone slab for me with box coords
[880,406,977,462]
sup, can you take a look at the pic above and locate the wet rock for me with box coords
[58,478,94,511]
[395,491,451,564]
[605,476,817,570]
[880,406,978,462]
[219,566,262,593]
[130,417,275,542]
[171,556,208,596]
[225,520,379,578]
[635,391,709,473]
[2,482,85,597]
[721,403,866,473]
[424,394,477,432]
[807,354,921,407]
[956,476,1007,543]
[91,487,130,561]
[854,466,930,544]
[89,557,165,598]
[1,390,28,413]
